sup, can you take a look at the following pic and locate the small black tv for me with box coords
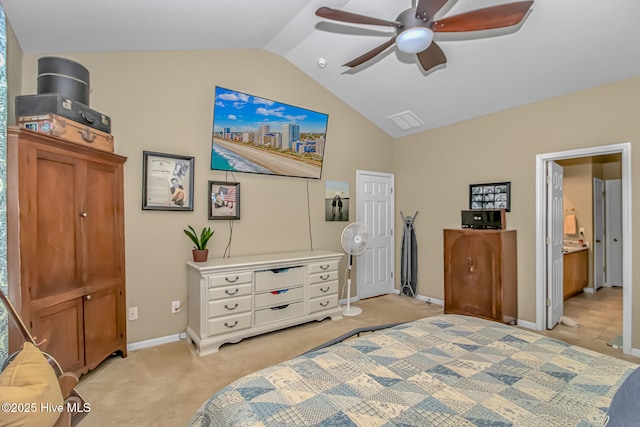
[210,86,329,179]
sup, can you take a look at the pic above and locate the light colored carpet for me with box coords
[76,291,636,426]
[76,294,443,426]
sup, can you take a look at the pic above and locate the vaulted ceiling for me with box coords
[3,0,640,138]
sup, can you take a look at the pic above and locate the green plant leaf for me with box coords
[184,225,214,250]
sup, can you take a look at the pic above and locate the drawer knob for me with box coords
[225,288,239,295]
[320,301,330,307]
[224,303,238,311]
[80,212,88,218]
[225,276,239,283]
[85,295,91,300]
[320,274,330,280]
[224,320,238,328]
[320,286,329,293]
[319,264,330,270]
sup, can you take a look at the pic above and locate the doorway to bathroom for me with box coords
[535,143,632,356]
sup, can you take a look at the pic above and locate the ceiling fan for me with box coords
[315,0,534,73]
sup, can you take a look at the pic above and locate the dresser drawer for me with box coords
[309,270,338,285]
[308,294,339,314]
[254,286,303,309]
[309,281,338,299]
[207,312,252,336]
[308,261,339,275]
[255,267,305,292]
[208,272,252,288]
[208,283,252,300]
[255,301,304,326]
[208,295,252,318]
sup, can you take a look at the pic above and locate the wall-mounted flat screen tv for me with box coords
[211,86,329,179]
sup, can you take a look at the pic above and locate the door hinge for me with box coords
[546,236,551,245]
[391,271,393,278]
[30,321,33,328]
[546,175,551,185]
[546,298,551,307]
[391,187,393,194]
[390,229,393,236]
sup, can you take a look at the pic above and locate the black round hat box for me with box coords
[37,56,90,106]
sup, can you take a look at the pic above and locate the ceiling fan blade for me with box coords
[316,7,401,28]
[415,0,450,22]
[416,42,447,72]
[343,37,397,68]
[432,1,533,32]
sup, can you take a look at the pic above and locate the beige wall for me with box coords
[394,75,640,349]
[15,50,395,342]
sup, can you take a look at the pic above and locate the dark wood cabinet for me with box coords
[7,127,127,375]
[443,228,517,324]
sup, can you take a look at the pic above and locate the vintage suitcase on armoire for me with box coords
[443,228,517,324]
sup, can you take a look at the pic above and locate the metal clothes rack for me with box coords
[400,211,418,298]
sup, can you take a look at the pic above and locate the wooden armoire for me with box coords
[443,228,517,324]
[7,126,127,375]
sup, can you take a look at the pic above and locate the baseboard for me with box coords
[391,289,444,306]
[582,287,596,294]
[338,296,359,305]
[127,333,184,352]
[516,319,537,330]
[631,347,640,358]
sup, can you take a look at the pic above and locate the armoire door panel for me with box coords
[34,154,83,299]
[83,287,120,367]
[32,298,85,373]
[444,229,517,324]
[84,162,123,282]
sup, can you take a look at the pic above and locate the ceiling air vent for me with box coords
[387,110,424,131]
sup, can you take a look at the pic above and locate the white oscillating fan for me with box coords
[340,222,370,316]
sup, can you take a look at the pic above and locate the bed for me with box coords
[188,314,638,426]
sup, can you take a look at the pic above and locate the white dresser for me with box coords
[186,250,344,356]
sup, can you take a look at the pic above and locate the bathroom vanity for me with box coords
[563,246,588,299]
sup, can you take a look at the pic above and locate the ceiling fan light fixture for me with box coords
[396,27,433,54]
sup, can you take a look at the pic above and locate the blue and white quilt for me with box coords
[189,315,637,426]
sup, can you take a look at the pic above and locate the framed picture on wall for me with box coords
[208,181,240,220]
[469,182,511,211]
[142,151,194,211]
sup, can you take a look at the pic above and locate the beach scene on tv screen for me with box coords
[211,87,329,179]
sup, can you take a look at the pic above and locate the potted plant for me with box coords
[184,225,214,262]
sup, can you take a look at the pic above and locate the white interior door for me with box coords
[605,179,623,286]
[547,161,563,329]
[356,170,394,300]
[593,178,605,289]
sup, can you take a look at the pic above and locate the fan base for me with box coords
[342,306,362,316]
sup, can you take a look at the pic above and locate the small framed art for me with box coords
[469,182,511,211]
[208,181,240,220]
[142,151,194,211]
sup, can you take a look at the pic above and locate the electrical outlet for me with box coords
[579,227,585,234]
[171,300,181,314]
[128,306,138,320]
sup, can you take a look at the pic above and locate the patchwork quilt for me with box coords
[189,315,637,426]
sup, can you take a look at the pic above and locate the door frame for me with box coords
[355,169,395,300]
[535,142,632,355]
